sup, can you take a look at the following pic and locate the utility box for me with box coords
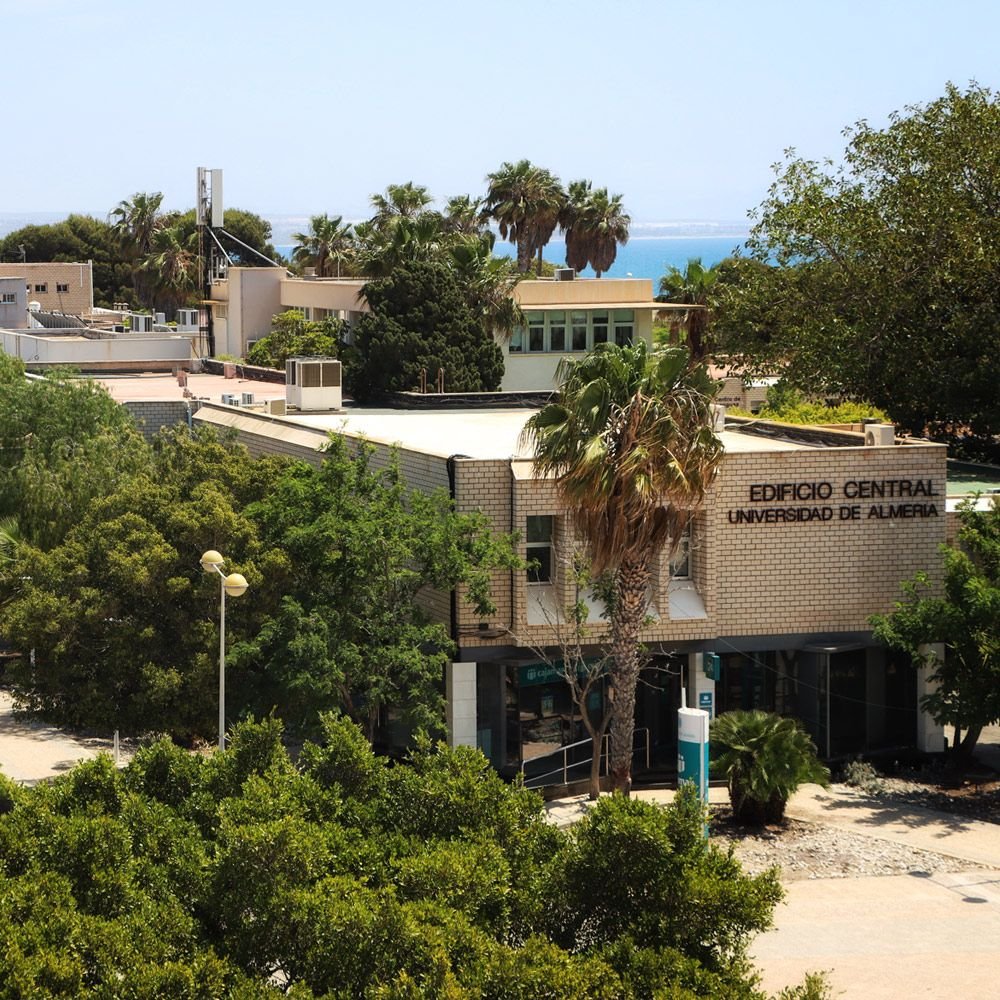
[285,357,342,411]
[677,706,710,810]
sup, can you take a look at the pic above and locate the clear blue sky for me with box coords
[4,0,999,223]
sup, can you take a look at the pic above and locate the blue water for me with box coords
[273,234,747,283]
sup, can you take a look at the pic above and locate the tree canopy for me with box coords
[352,259,505,400]
[0,716,795,998]
[714,83,1000,455]
[871,498,1000,760]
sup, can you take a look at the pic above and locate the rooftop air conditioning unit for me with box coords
[864,424,895,447]
[553,268,575,281]
[131,313,153,333]
[285,356,342,411]
[240,392,255,406]
[220,393,240,406]
[265,398,286,416]
[177,308,199,330]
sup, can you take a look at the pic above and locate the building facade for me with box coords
[193,400,948,776]
[0,262,94,317]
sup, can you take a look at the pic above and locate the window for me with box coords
[509,326,524,353]
[1,293,15,304]
[548,311,565,352]
[56,283,69,293]
[592,311,609,345]
[526,515,554,583]
[613,309,634,346]
[527,312,545,352]
[34,283,47,293]
[571,311,587,351]
[669,524,691,580]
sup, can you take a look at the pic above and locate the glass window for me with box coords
[571,311,587,351]
[548,311,566,352]
[56,283,69,293]
[527,312,545,352]
[669,525,691,580]
[34,283,47,293]
[526,515,554,583]
[509,326,524,353]
[592,311,609,345]
[613,309,634,347]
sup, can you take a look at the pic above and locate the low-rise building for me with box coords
[192,395,951,777]
[0,261,94,317]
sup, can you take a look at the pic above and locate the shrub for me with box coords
[711,711,829,825]
[842,758,884,796]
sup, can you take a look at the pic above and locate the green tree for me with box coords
[291,213,356,277]
[352,259,505,400]
[142,225,199,318]
[561,181,631,278]
[522,344,723,793]
[658,258,720,361]
[110,191,165,307]
[716,83,1000,451]
[872,499,1000,760]
[237,438,517,739]
[245,309,345,369]
[710,711,830,825]
[485,159,566,274]
[446,234,525,341]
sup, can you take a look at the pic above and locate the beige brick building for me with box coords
[0,262,94,317]
[194,399,950,777]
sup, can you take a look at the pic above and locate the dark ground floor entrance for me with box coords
[472,643,920,782]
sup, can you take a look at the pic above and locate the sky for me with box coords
[3,0,1000,225]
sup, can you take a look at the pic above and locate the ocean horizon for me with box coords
[0,211,750,283]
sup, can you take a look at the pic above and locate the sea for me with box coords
[0,212,749,283]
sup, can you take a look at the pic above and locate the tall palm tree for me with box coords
[658,258,719,360]
[292,214,356,278]
[485,160,565,275]
[443,194,489,236]
[521,343,723,793]
[369,182,432,223]
[448,235,525,340]
[109,191,165,307]
[560,182,630,278]
[142,226,198,317]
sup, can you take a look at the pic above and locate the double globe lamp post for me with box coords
[200,550,249,750]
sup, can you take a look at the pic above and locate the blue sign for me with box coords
[698,690,714,718]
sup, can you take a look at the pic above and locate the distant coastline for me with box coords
[0,212,751,282]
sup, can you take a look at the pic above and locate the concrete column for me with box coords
[688,653,717,719]
[916,644,946,753]
[445,661,477,748]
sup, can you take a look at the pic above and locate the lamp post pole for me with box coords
[200,550,249,750]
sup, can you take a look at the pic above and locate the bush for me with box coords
[711,711,829,825]
[842,758,884,796]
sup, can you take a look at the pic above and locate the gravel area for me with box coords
[711,767,1000,881]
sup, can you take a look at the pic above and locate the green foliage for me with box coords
[872,498,1000,758]
[0,370,150,549]
[352,259,504,400]
[755,383,891,424]
[842,758,885,796]
[711,711,830,825]
[0,717,786,997]
[560,179,630,278]
[716,83,1000,450]
[657,257,720,360]
[245,309,345,368]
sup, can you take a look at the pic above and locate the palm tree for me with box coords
[521,343,723,793]
[359,212,447,278]
[443,194,489,236]
[447,235,525,340]
[292,214,356,278]
[711,711,829,825]
[142,226,198,318]
[560,182,630,278]
[658,258,720,361]
[485,160,565,275]
[369,182,432,223]
[109,191,165,307]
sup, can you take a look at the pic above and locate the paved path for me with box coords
[0,691,125,783]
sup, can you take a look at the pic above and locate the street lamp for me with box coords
[200,549,249,750]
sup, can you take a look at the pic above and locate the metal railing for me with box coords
[519,727,650,790]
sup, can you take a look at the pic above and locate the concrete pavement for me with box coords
[0,690,126,784]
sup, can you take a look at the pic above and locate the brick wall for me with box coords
[0,262,93,316]
[124,400,203,441]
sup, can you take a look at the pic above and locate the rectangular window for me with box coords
[1,293,15,304]
[526,515,554,584]
[613,309,634,346]
[571,311,588,351]
[509,326,524,353]
[592,311,609,345]
[56,283,69,293]
[669,525,691,580]
[34,283,47,293]
[527,312,545,352]
[548,311,565,352]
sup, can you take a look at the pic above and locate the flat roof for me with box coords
[95,371,288,404]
